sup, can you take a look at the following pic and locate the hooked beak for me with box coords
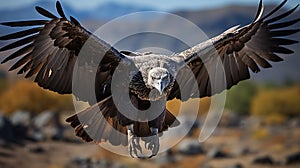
[153,79,164,95]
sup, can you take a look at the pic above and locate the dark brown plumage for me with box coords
[0,1,180,147]
[168,0,300,101]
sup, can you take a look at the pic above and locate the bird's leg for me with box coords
[127,124,142,158]
[145,127,159,158]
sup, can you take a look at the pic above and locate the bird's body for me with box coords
[0,0,299,158]
[128,53,178,100]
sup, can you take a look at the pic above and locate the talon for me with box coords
[129,144,134,158]
[127,124,143,158]
[128,135,142,157]
[148,154,155,159]
[144,127,160,157]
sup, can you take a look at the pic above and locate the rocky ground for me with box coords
[0,111,300,168]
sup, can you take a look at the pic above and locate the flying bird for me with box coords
[0,0,299,158]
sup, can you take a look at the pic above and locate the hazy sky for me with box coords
[0,0,298,11]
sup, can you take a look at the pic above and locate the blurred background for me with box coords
[0,0,300,168]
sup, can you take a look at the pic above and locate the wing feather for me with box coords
[270,29,300,36]
[1,44,34,63]
[0,1,127,102]
[170,0,299,100]
[273,46,294,54]
[1,20,49,27]
[0,34,37,51]
[18,60,33,74]
[35,6,58,19]
[56,1,67,19]
[0,27,43,40]
[261,0,287,20]
[268,18,300,29]
[265,4,299,23]
[8,53,32,71]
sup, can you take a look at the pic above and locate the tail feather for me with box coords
[74,124,93,142]
[134,122,151,137]
[66,96,181,145]
[66,96,128,145]
[164,109,180,129]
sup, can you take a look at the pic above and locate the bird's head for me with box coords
[147,67,171,95]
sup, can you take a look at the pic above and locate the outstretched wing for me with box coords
[0,1,126,100]
[0,2,137,145]
[169,0,299,101]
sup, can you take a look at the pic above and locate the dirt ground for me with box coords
[0,126,300,168]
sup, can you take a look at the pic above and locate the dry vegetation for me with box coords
[0,80,73,115]
[0,79,300,168]
[251,85,300,124]
[1,79,300,125]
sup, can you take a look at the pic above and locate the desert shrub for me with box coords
[251,84,300,125]
[225,80,258,115]
[166,97,211,117]
[252,127,269,140]
[0,78,8,95]
[0,80,73,115]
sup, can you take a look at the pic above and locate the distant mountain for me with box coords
[0,1,154,22]
[0,3,299,83]
[174,5,258,37]
[89,2,154,20]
